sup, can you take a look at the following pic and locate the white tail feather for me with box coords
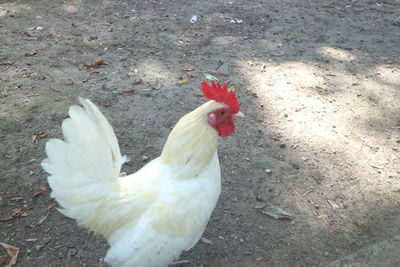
[42,98,122,225]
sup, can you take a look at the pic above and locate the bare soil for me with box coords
[1,0,399,266]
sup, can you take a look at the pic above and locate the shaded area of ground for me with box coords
[0,0,399,266]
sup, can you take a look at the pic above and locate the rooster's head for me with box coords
[201,81,243,137]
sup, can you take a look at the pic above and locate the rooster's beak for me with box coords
[233,111,245,118]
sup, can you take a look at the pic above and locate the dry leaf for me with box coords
[11,206,27,218]
[123,15,130,19]
[122,89,135,93]
[210,71,228,76]
[32,131,47,143]
[0,243,19,267]
[249,92,259,98]
[87,59,107,67]
[90,68,100,73]
[186,72,195,78]
[353,220,369,230]
[0,61,14,66]
[316,214,328,220]
[32,184,49,197]
[178,79,189,85]
[256,205,293,220]
[45,202,58,212]
[99,99,112,108]
[182,67,194,72]
[0,206,27,221]
[133,79,143,85]
[24,48,47,56]
[200,237,214,245]
[64,81,74,86]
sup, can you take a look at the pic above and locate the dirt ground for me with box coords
[1,0,399,266]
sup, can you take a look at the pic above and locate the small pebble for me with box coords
[69,248,78,256]
[291,162,300,169]
[256,195,264,201]
[265,169,272,174]
[142,155,149,161]
[190,15,198,24]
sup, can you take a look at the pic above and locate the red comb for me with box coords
[201,81,240,113]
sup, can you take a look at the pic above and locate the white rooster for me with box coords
[42,81,243,267]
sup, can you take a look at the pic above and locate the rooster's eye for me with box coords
[220,111,225,115]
